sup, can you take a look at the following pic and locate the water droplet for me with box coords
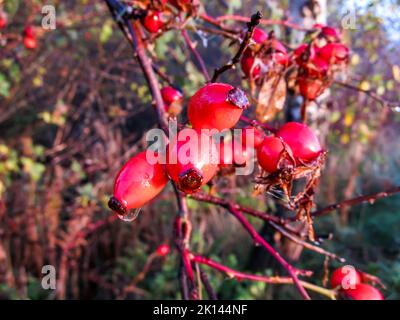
[392,106,400,113]
[117,208,141,222]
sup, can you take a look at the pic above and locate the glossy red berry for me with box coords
[218,139,251,167]
[269,39,289,66]
[256,136,293,173]
[24,36,37,50]
[341,283,384,300]
[142,11,164,33]
[318,43,349,65]
[240,50,261,78]
[166,129,219,193]
[24,25,35,38]
[156,244,170,257]
[330,266,362,290]
[108,151,169,215]
[188,83,249,131]
[313,24,340,42]
[277,122,322,164]
[161,86,183,112]
[0,12,7,29]
[298,77,324,101]
[293,43,317,66]
[241,126,266,149]
[252,27,268,44]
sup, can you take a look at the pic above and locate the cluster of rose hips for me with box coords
[0,13,37,50]
[139,0,194,34]
[240,24,349,102]
[240,27,289,79]
[108,82,322,219]
[330,266,384,300]
[292,24,349,100]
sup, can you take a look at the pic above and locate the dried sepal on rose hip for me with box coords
[241,28,288,78]
[188,83,249,131]
[256,136,294,174]
[166,129,219,194]
[108,150,169,217]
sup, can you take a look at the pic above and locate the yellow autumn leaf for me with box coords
[0,180,4,197]
[351,54,360,66]
[392,65,400,82]
[341,133,350,144]
[359,81,370,91]
[386,80,394,90]
[33,76,43,87]
[344,113,354,126]
[0,144,9,156]
[377,86,385,95]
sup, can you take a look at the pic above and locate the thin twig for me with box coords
[211,11,263,83]
[191,254,335,299]
[181,29,211,82]
[312,186,400,217]
[334,81,399,110]
[215,14,311,31]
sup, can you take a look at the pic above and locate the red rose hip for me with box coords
[142,11,164,33]
[241,126,266,149]
[330,266,362,290]
[108,151,169,216]
[24,36,37,50]
[166,129,219,193]
[256,136,293,173]
[341,283,384,300]
[161,86,183,112]
[156,244,170,257]
[188,83,249,131]
[277,122,322,164]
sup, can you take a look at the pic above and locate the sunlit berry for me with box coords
[188,83,249,131]
[142,11,164,33]
[161,86,183,112]
[330,266,362,290]
[108,151,169,215]
[318,43,349,65]
[24,36,37,50]
[156,244,170,257]
[166,129,219,193]
[256,136,293,173]
[241,126,266,150]
[277,122,322,164]
[340,283,384,300]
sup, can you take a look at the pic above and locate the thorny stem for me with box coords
[191,254,335,300]
[211,11,263,83]
[312,186,400,217]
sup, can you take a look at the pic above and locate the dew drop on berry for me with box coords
[117,208,141,222]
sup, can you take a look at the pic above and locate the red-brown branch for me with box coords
[225,204,311,300]
[215,14,310,31]
[181,29,211,82]
[312,186,400,217]
[211,11,263,83]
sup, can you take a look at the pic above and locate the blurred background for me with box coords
[0,0,399,300]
